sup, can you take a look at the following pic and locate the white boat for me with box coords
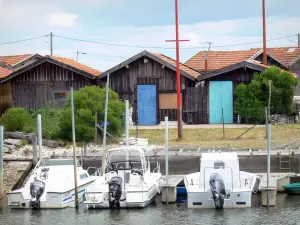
[83,146,162,209]
[7,158,97,209]
[184,151,257,209]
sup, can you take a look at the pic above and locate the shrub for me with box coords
[0,108,33,131]
[59,86,125,142]
[234,66,298,122]
[30,103,63,140]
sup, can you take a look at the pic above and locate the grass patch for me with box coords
[130,124,300,149]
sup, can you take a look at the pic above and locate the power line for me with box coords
[0,33,297,53]
[72,51,129,59]
[210,34,298,49]
[53,33,298,50]
[53,34,208,49]
[0,35,49,46]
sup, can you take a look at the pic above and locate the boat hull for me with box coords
[186,190,252,209]
[283,182,300,195]
[7,183,91,209]
[84,184,158,209]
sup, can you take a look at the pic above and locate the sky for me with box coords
[0,0,299,72]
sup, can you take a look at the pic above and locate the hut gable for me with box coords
[97,50,200,125]
[0,55,101,109]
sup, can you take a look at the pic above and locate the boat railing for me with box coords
[87,167,102,176]
[203,166,234,191]
[153,162,160,173]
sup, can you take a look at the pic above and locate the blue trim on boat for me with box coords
[63,189,85,202]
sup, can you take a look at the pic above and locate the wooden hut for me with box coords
[1,55,101,109]
[97,50,200,125]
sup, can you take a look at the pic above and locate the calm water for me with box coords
[1,194,300,225]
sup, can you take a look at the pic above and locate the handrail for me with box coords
[203,166,234,191]
[153,162,160,173]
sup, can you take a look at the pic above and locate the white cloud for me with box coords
[49,11,78,27]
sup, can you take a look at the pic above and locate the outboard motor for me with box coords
[29,180,45,209]
[109,176,122,208]
[209,173,226,209]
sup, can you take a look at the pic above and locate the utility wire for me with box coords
[0,35,49,46]
[53,33,298,50]
[72,51,129,59]
[210,34,298,49]
[54,34,208,49]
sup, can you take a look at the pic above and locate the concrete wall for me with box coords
[82,155,300,175]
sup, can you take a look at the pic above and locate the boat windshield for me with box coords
[41,159,81,167]
[106,149,143,171]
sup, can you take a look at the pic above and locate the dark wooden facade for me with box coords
[99,56,196,124]
[290,59,300,96]
[183,86,208,124]
[4,62,94,109]
[0,83,12,115]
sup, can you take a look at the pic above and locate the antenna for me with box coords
[204,42,212,72]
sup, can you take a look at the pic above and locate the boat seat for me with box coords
[106,171,118,182]
[130,173,141,185]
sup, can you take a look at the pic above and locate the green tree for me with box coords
[59,86,125,142]
[234,66,298,121]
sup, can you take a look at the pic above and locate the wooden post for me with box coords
[125,100,129,147]
[71,87,79,209]
[267,123,271,208]
[165,117,169,205]
[262,0,267,65]
[32,134,38,166]
[222,107,225,139]
[102,73,110,176]
[0,126,4,209]
[175,0,183,139]
[94,112,98,144]
[84,146,87,157]
[50,32,53,56]
[268,80,272,122]
[37,114,42,161]
[265,107,268,139]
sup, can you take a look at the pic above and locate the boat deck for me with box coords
[160,175,184,188]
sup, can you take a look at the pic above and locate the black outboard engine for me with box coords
[29,180,45,209]
[209,173,226,209]
[109,176,122,208]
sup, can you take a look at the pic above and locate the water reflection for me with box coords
[1,194,300,225]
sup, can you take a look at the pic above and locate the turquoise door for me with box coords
[137,85,157,125]
[209,81,233,124]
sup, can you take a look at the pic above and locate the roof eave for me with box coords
[98,50,197,81]
[196,61,266,81]
[1,57,96,83]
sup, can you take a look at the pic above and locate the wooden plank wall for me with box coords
[107,57,195,124]
[9,62,94,109]
[0,83,13,116]
[183,86,208,124]
[208,68,254,86]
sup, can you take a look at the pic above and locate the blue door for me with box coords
[137,85,157,125]
[209,81,233,124]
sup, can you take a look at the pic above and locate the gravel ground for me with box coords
[3,162,30,192]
